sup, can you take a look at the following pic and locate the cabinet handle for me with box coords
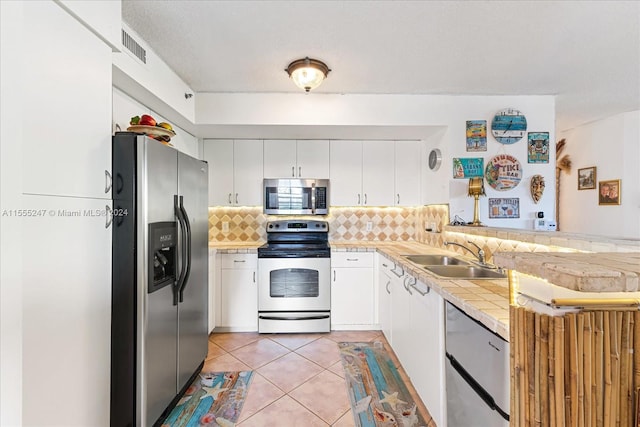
[403,276,413,295]
[382,263,388,267]
[228,193,232,204]
[104,170,112,194]
[333,270,336,281]
[292,166,295,177]
[105,205,113,229]
[298,166,302,177]
[233,260,246,263]
[235,193,238,204]
[397,193,400,205]
[364,193,368,205]
[357,194,361,205]
[385,280,391,294]
[411,282,429,296]
[346,258,358,262]
[253,271,256,283]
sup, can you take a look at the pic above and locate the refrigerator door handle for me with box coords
[446,352,510,421]
[174,195,187,306]
[178,197,192,303]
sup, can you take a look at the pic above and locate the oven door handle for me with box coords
[311,182,316,215]
[259,314,330,321]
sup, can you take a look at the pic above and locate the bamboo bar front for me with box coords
[511,307,640,427]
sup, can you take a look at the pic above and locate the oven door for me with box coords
[258,258,330,312]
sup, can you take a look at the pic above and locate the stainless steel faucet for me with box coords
[444,240,486,265]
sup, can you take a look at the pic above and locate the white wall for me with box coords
[558,110,640,239]
[0,2,23,423]
[196,93,556,228]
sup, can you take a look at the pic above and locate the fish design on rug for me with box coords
[379,390,407,410]
[354,395,372,413]
[373,406,398,426]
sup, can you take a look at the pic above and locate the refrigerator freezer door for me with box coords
[138,138,179,425]
[176,152,209,390]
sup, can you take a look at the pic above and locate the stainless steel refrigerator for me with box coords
[111,133,208,426]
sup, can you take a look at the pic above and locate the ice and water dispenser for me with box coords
[148,222,177,293]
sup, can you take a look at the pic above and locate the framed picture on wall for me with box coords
[488,198,520,218]
[598,179,621,205]
[466,120,487,152]
[577,166,596,190]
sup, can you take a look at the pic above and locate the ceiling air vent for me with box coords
[121,29,146,64]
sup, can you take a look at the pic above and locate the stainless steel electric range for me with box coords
[257,220,330,333]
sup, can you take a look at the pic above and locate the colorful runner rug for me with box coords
[161,371,254,427]
[339,342,429,427]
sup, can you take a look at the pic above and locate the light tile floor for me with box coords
[204,330,436,426]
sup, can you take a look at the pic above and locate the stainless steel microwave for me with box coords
[264,179,329,215]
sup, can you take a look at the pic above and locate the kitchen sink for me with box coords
[403,254,470,266]
[424,265,507,280]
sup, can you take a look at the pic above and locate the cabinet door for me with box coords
[22,195,112,425]
[377,264,393,343]
[330,140,363,206]
[203,139,234,206]
[263,139,296,178]
[331,268,374,326]
[410,282,445,426]
[233,139,263,206]
[297,140,329,178]
[220,269,258,330]
[390,276,413,370]
[362,141,395,206]
[395,141,422,206]
[23,1,111,199]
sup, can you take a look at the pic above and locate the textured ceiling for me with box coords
[122,0,639,131]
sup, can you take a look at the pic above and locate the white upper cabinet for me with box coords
[233,139,263,206]
[362,140,395,206]
[296,140,330,178]
[330,140,395,206]
[394,141,422,206]
[203,139,263,206]
[22,1,112,199]
[330,140,363,206]
[264,140,329,178]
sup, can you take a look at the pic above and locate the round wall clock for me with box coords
[428,149,442,171]
[491,108,527,144]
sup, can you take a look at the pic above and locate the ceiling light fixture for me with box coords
[285,57,331,92]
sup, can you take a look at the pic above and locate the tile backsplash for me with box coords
[208,205,448,242]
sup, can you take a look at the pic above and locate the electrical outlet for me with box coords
[222,221,229,233]
[366,221,373,232]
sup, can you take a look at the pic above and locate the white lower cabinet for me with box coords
[331,252,374,329]
[408,280,445,427]
[218,253,258,331]
[22,195,112,425]
[377,256,393,342]
[381,259,445,427]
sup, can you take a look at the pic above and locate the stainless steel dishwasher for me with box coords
[445,302,510,427]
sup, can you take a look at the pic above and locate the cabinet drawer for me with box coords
[331,252,374,268]
[221,253,257,269]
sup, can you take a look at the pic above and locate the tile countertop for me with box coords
[493,251,640,292]
[331,241,510,341]
[208,241,263,253]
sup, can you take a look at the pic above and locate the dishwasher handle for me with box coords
[446,352,510,422]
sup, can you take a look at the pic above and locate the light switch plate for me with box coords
[222,221,229,233]
[366,221,373,232]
